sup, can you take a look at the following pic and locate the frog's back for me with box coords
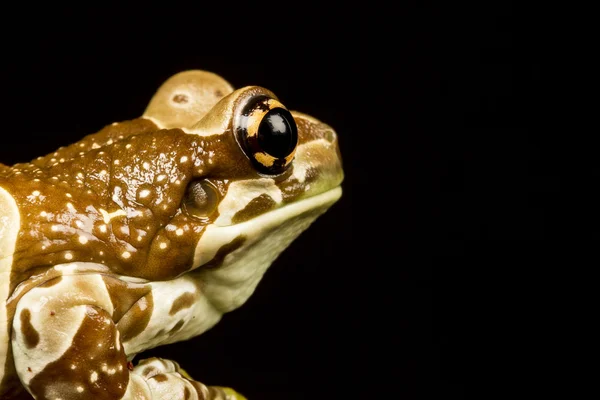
[0,120,164,398]
[0,172,24,398]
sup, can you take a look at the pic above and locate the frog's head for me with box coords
[141,70,343,287]
[4,70,343,303]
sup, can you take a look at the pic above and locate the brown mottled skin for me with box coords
[0,70,343,399]
[3,115,331,288]
[4,118,254,286]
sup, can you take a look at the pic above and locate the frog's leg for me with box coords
[11,274,244,400]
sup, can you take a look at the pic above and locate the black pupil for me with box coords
[257,108,298,158]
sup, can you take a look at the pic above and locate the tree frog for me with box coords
[0,70,343,399]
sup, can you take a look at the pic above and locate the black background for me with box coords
[0,3,546,399]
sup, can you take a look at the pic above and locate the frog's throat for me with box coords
[192,186,342,268]
[191,186,341,312]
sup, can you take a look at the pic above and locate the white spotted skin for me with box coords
[0,187,20,387]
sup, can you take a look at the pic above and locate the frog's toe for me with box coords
[214,386,248,400]
[177,366,193,380]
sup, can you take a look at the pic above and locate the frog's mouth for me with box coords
[192,186,342,269]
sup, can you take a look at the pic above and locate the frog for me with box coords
[0,70,343,399]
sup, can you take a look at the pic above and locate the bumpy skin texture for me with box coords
[0,70,343,399]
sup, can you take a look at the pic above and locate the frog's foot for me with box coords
[134,357,247,400]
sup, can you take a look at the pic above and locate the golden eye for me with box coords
[236,96,298,174]
[183,180,219,220]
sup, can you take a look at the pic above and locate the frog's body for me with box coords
[0,70,343,399]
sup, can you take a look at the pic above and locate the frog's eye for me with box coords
[183,180,219,220]
[236,96,298,174]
